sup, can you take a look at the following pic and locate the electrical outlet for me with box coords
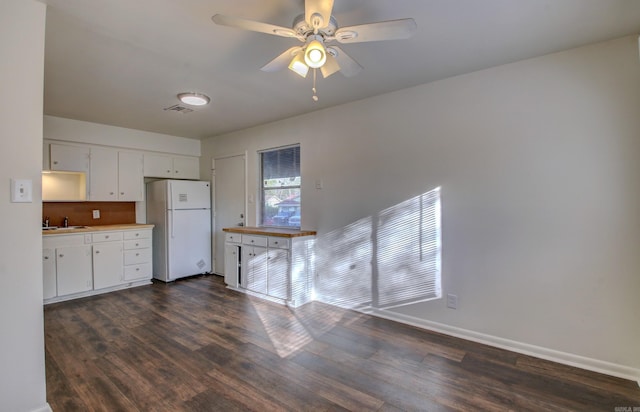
[447,294,458,309]
[92,209,100,219]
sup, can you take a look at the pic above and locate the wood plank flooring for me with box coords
[44,275,640,411]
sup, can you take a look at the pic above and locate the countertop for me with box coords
[223,226,316,238]
[42,223,154,235]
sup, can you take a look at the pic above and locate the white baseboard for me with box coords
[30,403,52,412]
[361,307,640,385]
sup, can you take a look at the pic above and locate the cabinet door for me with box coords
[56,245,93,296]
[224,244,240,288]
[93,242,124,290]
[43,248,57,300]
[173,156,199,180]
[242,246,267,294]
[267,248,289,300]
[90,147,118,201]
[50,144,90,173]
[118,152,143,201]
[143,154,173,178]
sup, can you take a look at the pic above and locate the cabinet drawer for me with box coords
[225,232,242,243]
[92,232,123,243]
[268,237,290,249]
[243,235,267,247]
[123,263,152,281]
[43,234,87,248]
[123,238,152,250]
[123,230,151,240]
[124,248,151,265]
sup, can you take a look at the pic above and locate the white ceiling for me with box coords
[41,0,640,139]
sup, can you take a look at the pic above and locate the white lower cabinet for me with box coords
[93,241,124,290]
[43,227,153,303]
[56,245,93,296]
[123,230,152,281]
[243,245,268,294]
[224,243,241,288]
[266,247,289,300]
[224,231,314,307]
[43,248,57,300]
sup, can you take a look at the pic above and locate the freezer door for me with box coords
[168,180,210,210]
[167,209,212,280]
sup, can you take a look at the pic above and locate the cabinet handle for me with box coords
[53,161,58,165]
[167,169,171,173]
[135,233,139,237]
[105,235,109,239]
[175,170,179,173]
[110,192,114,195]
[95,250,100,254]
[136,268,140,271]
[135,243,139,247]
[59,254,64,258]
[44,256,49,260]
[136,253,139,256]
[120,192,124,195]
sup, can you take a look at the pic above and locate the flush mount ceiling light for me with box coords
[177,92,210,106]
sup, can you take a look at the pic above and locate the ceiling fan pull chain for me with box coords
[312,68,319,101]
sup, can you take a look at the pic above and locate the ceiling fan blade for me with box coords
[305,0,334,29]
[327,46,362,77]
[261,46,303,72]
[335,18,417,43]
[320,54,340,78]
[212,14,296,38]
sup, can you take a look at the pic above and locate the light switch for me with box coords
[92,210,100,219]
[10,179,33,203]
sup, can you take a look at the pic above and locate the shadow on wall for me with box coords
[314,187,442,311]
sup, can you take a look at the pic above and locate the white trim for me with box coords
[361,307,640,385]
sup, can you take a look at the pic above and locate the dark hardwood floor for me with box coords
[44,275,640,411]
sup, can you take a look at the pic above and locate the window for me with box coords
[260,145,300,228]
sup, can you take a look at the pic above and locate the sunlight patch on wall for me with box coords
[315,187,441,311]
[375,187,441,309]
[315,217,373,309]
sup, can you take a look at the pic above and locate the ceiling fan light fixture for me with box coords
[288,53,309,78]
[304,38,327,68]
[177,92,210,106]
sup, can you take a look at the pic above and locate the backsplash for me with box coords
[43,202,136,227]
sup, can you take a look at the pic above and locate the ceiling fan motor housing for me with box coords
[293,13,337,38]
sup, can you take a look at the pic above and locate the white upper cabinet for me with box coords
[118,151,144,201]
[90,147,118,201]
[173,156,199,180]
[90,148,144,201]
[49,144,90,173]
[144,154,199,180]
[143,154,173,178]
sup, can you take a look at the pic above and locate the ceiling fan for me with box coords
[212,0,416,100]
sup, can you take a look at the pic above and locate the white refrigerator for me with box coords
[146,180,212,282]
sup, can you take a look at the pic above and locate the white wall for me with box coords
[44,115,201,157]
[202,35,640,380]
[0,1,50,411]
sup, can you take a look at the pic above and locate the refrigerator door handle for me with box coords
[168,181,173,210]
[170,211,175,239]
